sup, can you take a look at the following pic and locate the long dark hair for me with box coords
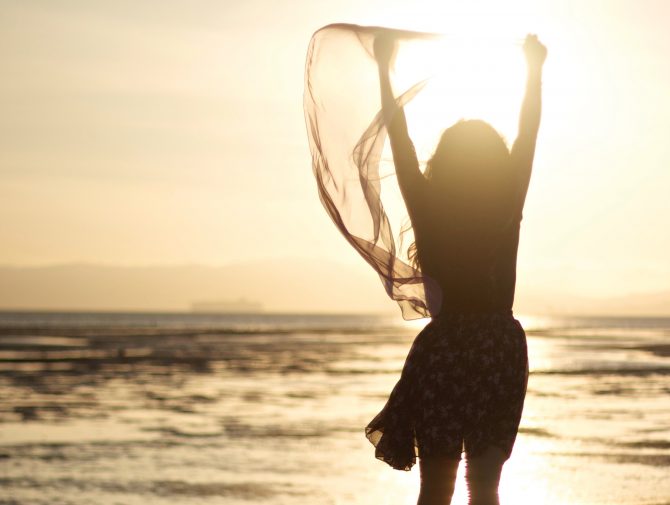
[408,119,517,269]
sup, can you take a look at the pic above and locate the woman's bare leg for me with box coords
[465,446,506,505]
[417,455,460,505]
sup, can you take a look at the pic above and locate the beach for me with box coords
[1,311,669,505]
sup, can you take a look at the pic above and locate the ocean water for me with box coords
[0,311,669,505]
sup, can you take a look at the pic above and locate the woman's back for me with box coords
[412,202,521,313]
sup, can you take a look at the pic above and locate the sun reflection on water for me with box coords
[3,312,670,504]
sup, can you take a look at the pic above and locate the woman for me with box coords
[365,34,547,505]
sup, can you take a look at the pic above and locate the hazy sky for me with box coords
[2,0,670,299]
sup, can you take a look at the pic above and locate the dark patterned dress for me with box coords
[365,310,528,471]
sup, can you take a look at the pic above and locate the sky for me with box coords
[1,0,670,305]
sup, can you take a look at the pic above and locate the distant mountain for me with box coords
[0,261,668,316]
[0,260,397,314]
[514,287,670,317]
[574,290,670,317]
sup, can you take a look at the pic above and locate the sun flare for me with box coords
[390,35,526,162]
[376,33,528,260]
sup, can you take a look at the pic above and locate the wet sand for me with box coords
[1,312,669,504]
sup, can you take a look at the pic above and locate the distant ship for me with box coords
[190,299,264,314]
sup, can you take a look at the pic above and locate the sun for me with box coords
[374,31,528,264]
[389,34,527,163]
[369,9,549,265]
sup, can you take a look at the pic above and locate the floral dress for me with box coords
[365,310,528,471]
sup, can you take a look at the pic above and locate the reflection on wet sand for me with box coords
[1,312,669,504]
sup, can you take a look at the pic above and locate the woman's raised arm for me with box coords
[374,36,426,207]
[511,34,547,215]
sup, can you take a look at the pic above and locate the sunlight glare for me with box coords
[391,35,526,162]
[376,33,527,261]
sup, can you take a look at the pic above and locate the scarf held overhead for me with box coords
[303,23,522,320]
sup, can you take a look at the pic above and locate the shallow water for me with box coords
[0,312,669,505]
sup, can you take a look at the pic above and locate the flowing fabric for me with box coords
[304,24,443,319]
[303,24,522,320]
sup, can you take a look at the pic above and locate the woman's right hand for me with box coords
[523,34,547,70]
[374,34,396,68]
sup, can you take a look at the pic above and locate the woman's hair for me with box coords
[407,119,516,269]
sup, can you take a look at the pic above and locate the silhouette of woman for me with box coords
[364,34,547,505]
